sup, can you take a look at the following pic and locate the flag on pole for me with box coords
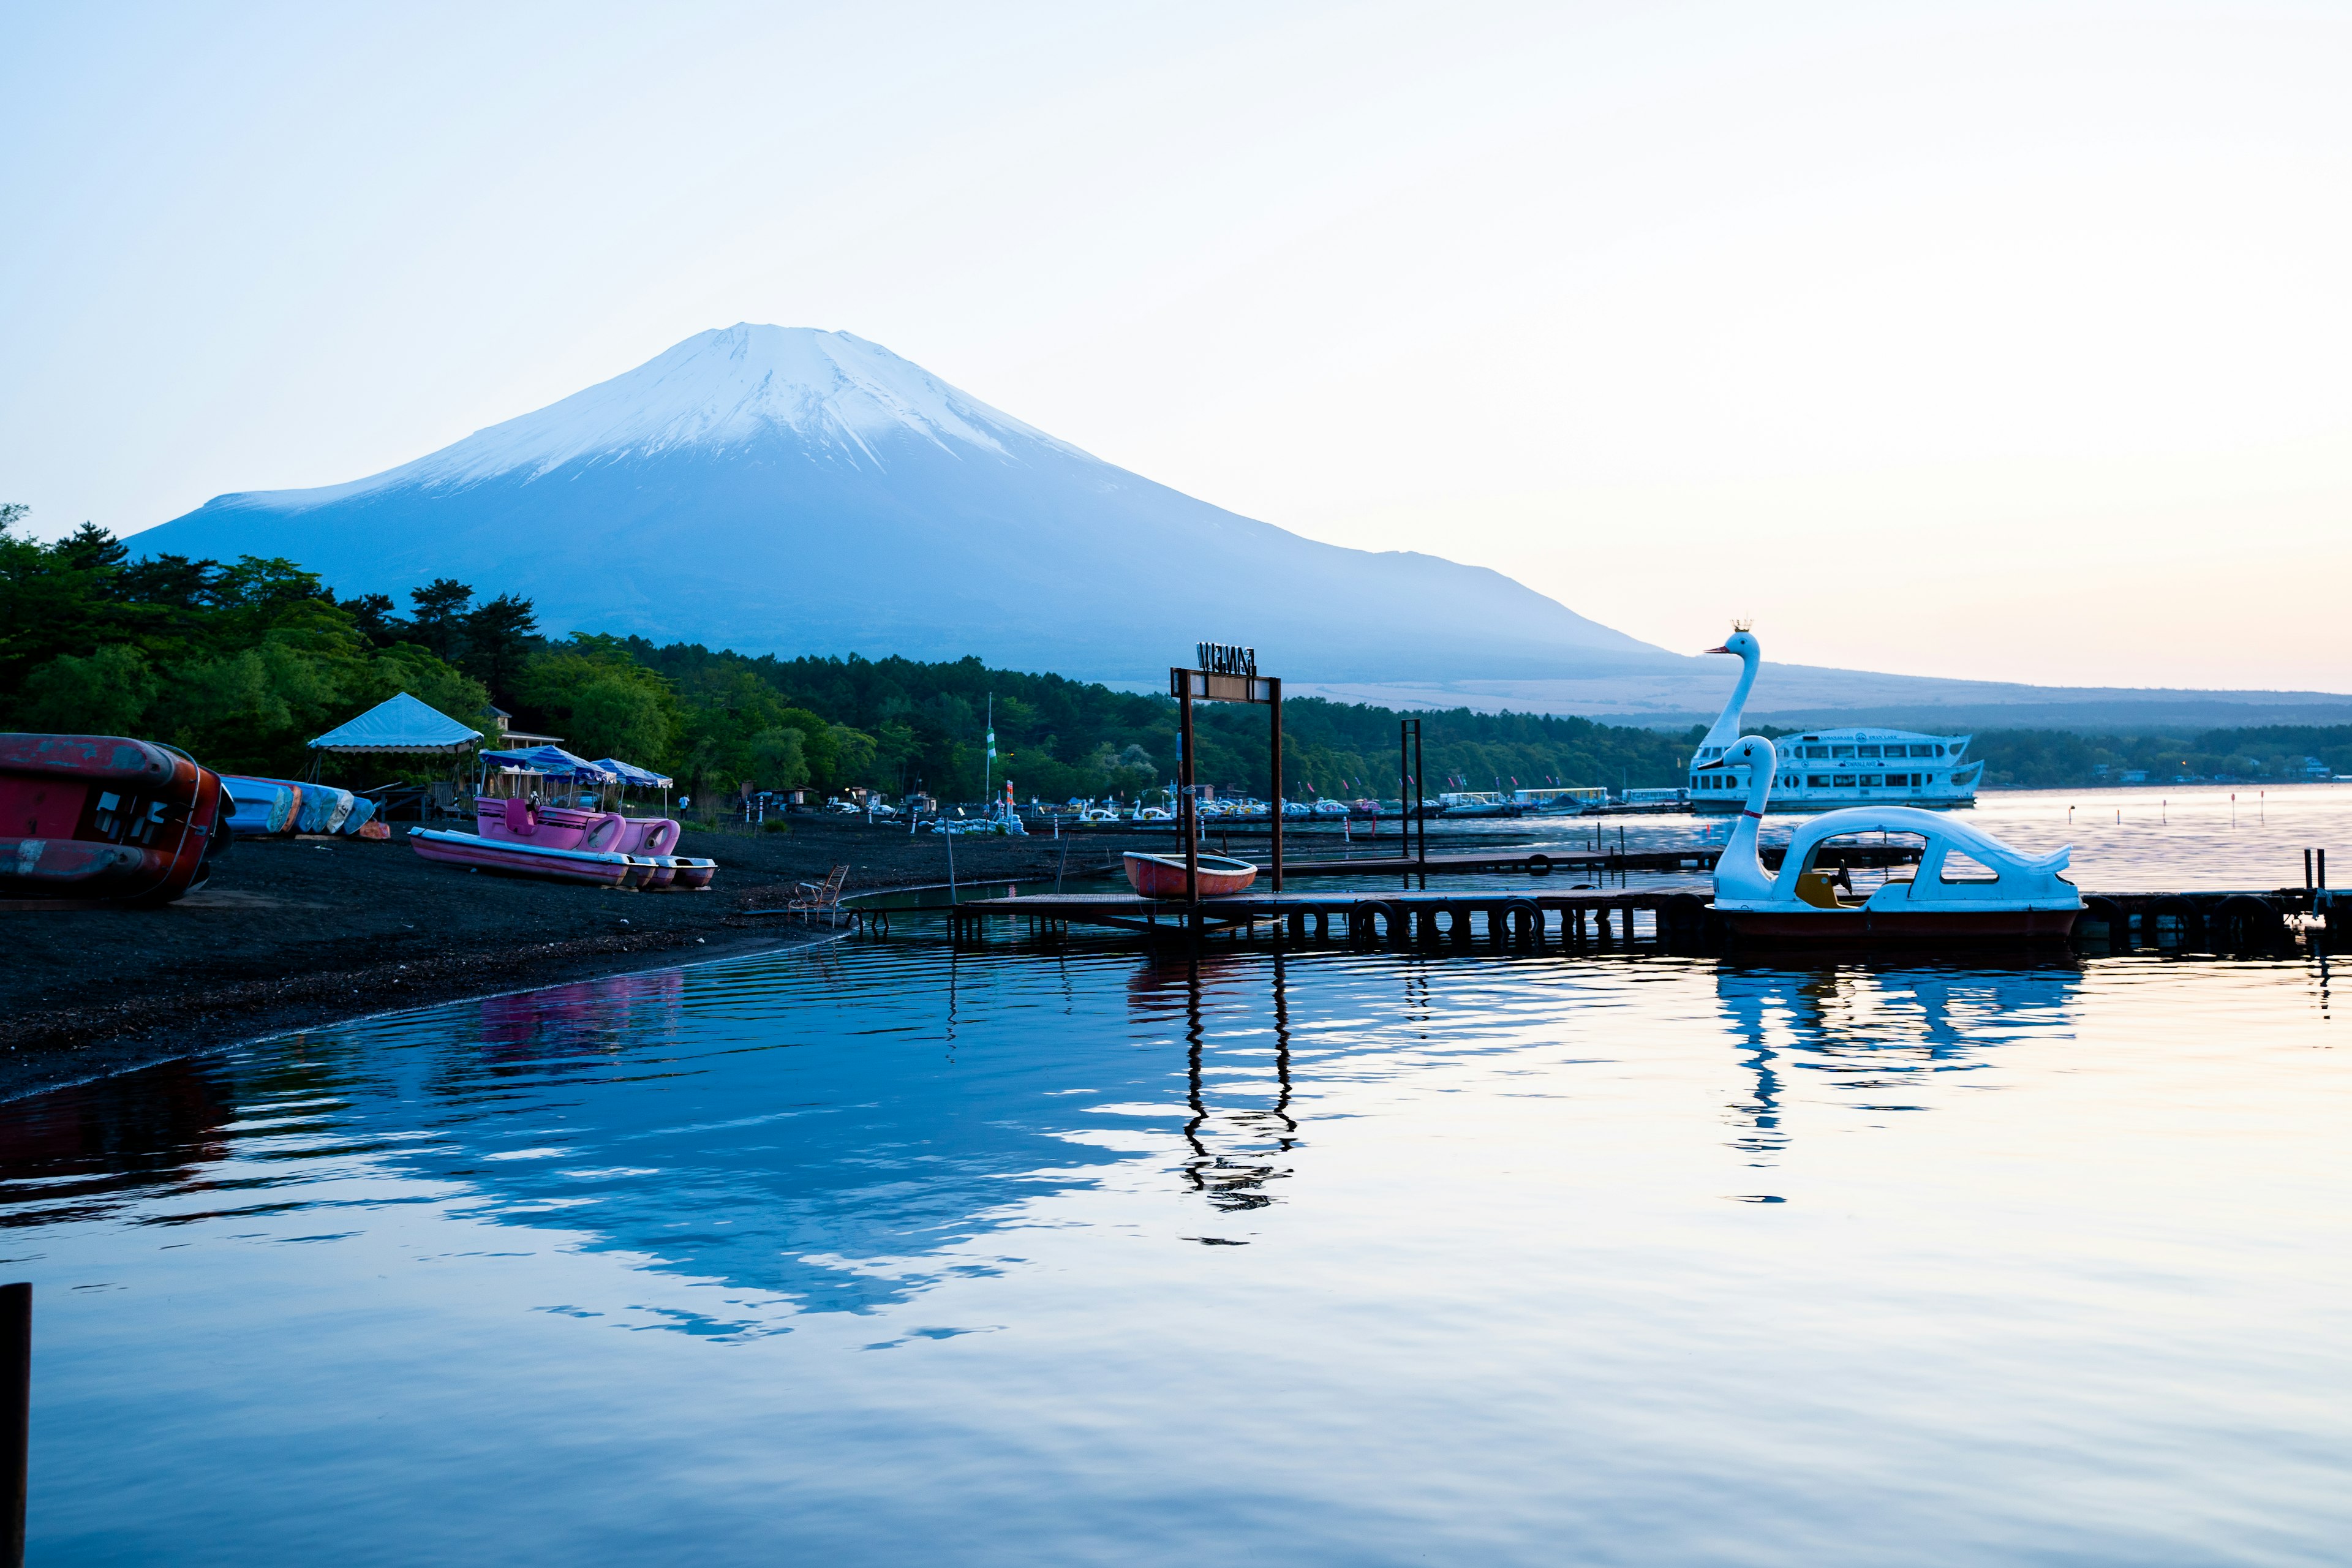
[987,728,997,761]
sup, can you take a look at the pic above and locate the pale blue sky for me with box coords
[4,1,2346,688]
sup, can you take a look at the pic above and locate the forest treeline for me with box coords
[1962,727,2352,788]
[7,507,2342,799]
[0,510,1695,800]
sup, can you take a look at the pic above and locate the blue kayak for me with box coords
[221,776,378,834]
[221,775,300,835]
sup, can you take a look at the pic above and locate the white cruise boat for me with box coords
[1687,627,1982,814]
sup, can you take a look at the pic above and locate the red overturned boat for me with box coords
[0,732,230,905]
[1122,851,1258,899]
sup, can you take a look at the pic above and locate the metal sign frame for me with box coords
[1170,662,1284,911]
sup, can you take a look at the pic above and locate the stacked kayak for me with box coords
[221,775,379,837]
[409,797,715,889]
[222,777,300,835]
[0,732,230,903]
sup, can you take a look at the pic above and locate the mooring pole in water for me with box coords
[1414,720,1427,872]
[1,1281,26,1568]
[1178,671,1199,910]
[1269,676,1284,894]
[1398,717,1427,876]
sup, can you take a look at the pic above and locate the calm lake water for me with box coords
[4,787,2347,1564]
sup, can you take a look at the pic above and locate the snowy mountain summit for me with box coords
[412,325,1085,486]
[134,325,1661,682]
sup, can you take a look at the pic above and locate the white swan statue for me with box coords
[1700,735,2082,941]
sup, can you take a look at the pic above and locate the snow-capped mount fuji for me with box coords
[133,325,1667,683]
[341,325,1094,489]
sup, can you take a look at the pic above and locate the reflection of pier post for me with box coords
[1174,956,1300,1208]
[1,1281,26,1568]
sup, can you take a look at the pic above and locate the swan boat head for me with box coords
[1703,624,1760,662]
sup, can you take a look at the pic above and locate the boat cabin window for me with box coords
[1832,774,1856,787]
[1803,745,1828,758]
[1907,744,1935,758]
[1939,848,2001,884]
[1807,774,1830,788]
[1856,745,1881,758]
[1797,831,1929,905]
[1831,745,1855,758]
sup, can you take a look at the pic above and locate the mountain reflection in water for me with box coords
[5,948,2111,1308]
[4,935,2348,1567]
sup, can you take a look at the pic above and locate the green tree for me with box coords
[746,727,809,790]
[407,579,475,663]
[18,645,158,735]
[459,592,538,700]
[568,676,672,763]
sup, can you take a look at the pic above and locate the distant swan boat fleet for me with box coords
[1686,627,1982,813]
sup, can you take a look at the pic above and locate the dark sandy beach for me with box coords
[0,815,1183,1101]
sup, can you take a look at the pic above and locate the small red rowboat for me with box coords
[1123,851,1258,898]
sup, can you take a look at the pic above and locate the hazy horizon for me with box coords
[4,1,2346,693]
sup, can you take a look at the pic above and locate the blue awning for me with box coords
[482,745,616,780]
[594,758,673,789]
[308,692,482,754]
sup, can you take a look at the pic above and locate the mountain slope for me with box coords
[135,325,1662,683]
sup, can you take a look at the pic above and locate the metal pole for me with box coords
[0,1281,25,1568]
[1180,673,1199,909]
[1399,720,1408,859]
[1269,677,1284,893]
[1414,718,1427,870]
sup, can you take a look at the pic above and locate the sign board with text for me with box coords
[1170,668,1275,704]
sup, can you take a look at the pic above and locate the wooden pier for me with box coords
[949,888,1714,950]
[936,884,2332,954]
[1273,842,1922,878]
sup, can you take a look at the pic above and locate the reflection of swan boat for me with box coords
[1123,851,1259,897]
[1687,627,1981,812]
[1702,735,2079,943]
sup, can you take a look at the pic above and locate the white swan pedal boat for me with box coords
[1700,736,2081,943]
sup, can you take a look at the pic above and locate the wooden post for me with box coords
[1413,718,1427,870]
[1398,721,1408,857]
[0,1281,25,1568]
[1269,677,1284,893]
[1179,671,1198,908]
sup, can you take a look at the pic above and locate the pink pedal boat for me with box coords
[407,798,717,889]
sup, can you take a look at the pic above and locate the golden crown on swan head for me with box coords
[1730,618,1753,633]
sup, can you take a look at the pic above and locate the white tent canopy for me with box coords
[307,693,482,754]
